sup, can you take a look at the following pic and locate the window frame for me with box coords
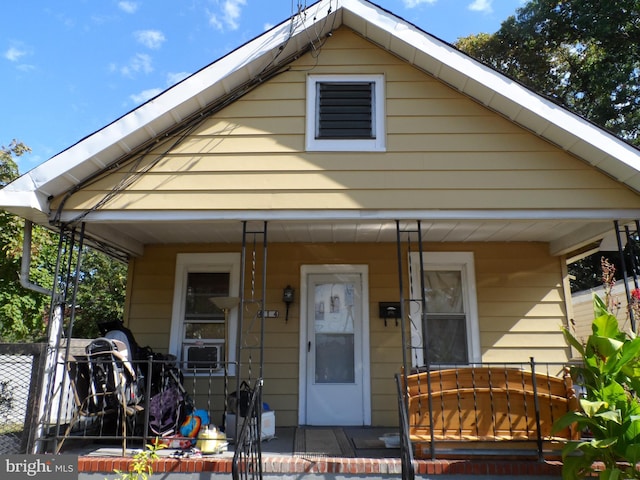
[169,252,241,376]
[306,74,386,152]
[408,252,480,366]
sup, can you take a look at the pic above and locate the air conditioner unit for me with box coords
[183,344,223,371]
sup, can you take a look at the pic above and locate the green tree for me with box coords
[456,0,640,145]
[72,248,127,339]
[0,140,127,341]
[0,141,54,341]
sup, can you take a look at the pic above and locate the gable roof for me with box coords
[1,0,639,255]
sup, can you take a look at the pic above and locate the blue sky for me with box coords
[2,0,524,172]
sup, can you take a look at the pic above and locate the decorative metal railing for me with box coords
[395,373,415,480]
[43,352,257,458]
[232,378,263,480]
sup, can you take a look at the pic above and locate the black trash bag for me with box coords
[227,381,255,417]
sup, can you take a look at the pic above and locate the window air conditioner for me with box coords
[183,344,223,371]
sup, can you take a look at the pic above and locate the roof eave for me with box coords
[5,2,338,206]
[2,0,639,220]
[340,0,640,191]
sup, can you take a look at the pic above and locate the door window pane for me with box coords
[315,333,355,383]
[314,282,356,383]
[313,283,355,333]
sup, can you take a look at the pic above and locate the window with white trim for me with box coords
[409,252,480,366]
[306,74,385,151]
[169,253,240,376]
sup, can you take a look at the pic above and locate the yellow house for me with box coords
[2,0,640,435]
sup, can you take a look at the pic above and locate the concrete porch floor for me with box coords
[68,427,564,478]
[65,426,399,459]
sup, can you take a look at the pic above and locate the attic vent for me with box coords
[316,82,374,139]
[306,74,385,152]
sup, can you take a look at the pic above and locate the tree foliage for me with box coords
[0,141,53,341]
[0,140,127,342]
[456,0,640,144]
[72,248,127,339]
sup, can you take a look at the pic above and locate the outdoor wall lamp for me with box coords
[283,285,295,323]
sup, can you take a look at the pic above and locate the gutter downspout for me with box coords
[20,220,54,296]
[20,219,61,453]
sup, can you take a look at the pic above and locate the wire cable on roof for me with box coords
[52,1,335,228]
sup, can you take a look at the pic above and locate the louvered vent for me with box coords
[316,82,374,139]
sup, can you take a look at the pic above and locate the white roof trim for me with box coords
[1,0,639,221]
[1,7,312,200]
[55,209,640,224]
[340,0,640,174]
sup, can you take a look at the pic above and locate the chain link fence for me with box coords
[0,344,46,454]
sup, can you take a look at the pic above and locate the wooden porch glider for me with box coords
[401,366,580,459]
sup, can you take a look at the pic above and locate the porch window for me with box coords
[306,74,385,151]
[409,252,480,366]
[169,253,240,376]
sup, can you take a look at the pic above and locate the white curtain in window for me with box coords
[424,271,463,314]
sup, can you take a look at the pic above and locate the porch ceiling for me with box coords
[81,216,620,259]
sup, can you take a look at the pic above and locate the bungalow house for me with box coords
[1,0,640,449]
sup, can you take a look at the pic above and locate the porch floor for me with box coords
[64,427,564,477]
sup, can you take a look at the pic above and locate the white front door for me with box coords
[299,265,370,426]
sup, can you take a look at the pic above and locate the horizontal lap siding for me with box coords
[53,28,640,213]
[472,243,570,364]
[126,241,569,426]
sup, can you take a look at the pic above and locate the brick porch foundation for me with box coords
[78,455,565,476]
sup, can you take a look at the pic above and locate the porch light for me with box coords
[283,285,294,323]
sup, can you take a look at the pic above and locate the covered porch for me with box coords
[22,221,636,455]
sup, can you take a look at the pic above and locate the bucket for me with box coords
[196,425,228,454]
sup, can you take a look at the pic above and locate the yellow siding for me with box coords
[570,283,634,349]
[126,241,570,427]
[51,28,640,214]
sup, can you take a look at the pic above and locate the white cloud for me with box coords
[16,64,36,72]
[118,1,139,14]
[402,0,437,7]
[120,53,153,77]
[130,71,191,106]
[167,71,190,85]
[130,88,162,104]
[468,0,493,13]
[208,0,246,31]
[208,14,223,31]
[4,45,28,62]
[134,30,166,49]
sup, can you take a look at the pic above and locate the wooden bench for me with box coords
[402,366,580,458]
